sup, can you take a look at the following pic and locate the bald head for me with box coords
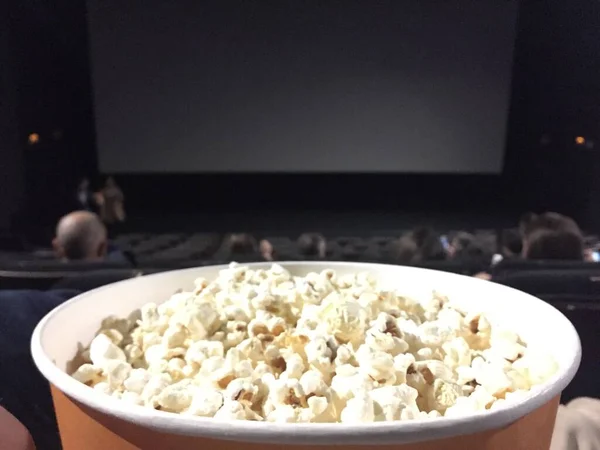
[53,211,107,261]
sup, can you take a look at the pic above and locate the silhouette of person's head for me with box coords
[52,211,107,261]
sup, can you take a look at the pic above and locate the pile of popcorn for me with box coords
[71,263,557,423]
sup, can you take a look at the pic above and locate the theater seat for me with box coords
[0,259,134,290]
[413,260,490,276]
[0,270,68,290]
[51,269,144,292]
[492,259,600,276]
[543,295,600,403]
[135,258,230,270]
[0,259,132,272]
[493,269,600,296]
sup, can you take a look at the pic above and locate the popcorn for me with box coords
[144,344,166,366]
[512,352,558,385]
[370,385,418,421]
[281,353,305,380]
[306,395,329,420]
[185,340,224,366]
[98,329,124,346]
[100,316,133,338]
[442,337,472,369]
[472,357,512,397]
[166,358,186,380]
[267,378,307,408]
[236,338,264,362]
[320,297,367,344]
[123,368,151,394]
[299,370,328,397]
[162,324,188,349]
[93,382,112,395]
[140,332,161,350]
[72,264,558,423]
[252,362,274,379]
[267,405,298,423]
[393,353,416,385]
[224,378,258,405]
[156,380,194,412]
[124,344,143,363]
[139,303,160,329]
[424,379,464,414]
[175,303,221,341]
[104,360,132,390]
[141,374,172,407]
[445,385,496,417]
[121,391,143,405]
[186,388,223,417]
[214,401,247,420]
[356,345,396,385]
[234,359,254,378]
[72,363,103,386]
[365,322,409,355]
[340,390,375,423]
[415,360,454,383]
[305,337,334,377]
[89,333,126,369]
[331,370,374,409]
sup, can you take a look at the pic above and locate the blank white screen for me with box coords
[88,0,518,173]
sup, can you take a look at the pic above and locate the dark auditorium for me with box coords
[1,1,600,449]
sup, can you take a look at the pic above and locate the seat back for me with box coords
[492,259,598,276]
[51,269,144,292]
[494,269,600,296]
[0,259,133,290]
[541,295,600,402]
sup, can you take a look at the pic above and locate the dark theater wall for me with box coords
[7,1,99,235]
[0,3,24,231]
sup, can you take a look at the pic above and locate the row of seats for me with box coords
[3,228,600,292]
[3,257,600,291]
[116,233,400,266]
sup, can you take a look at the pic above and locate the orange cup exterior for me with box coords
[51,385,560,450]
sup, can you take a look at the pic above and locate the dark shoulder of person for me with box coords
[0,290,79,349]
[0,289,80,450]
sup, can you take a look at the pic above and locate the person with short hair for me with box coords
[259,239,275,261]
[523,228,584,261]
[449,232,495,264]
[448,231,475,258]
[522,212,580,237]
[97,176,126,226]
[500,228,523,258]
[297,233,326,259]
[387,234,419,264]
[410,226,447,261]
[521,212,584,261]
[476,212,585,280]
[226,233,260,263]
[52,211,108,261]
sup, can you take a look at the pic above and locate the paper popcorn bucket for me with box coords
[31,263,581,450]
